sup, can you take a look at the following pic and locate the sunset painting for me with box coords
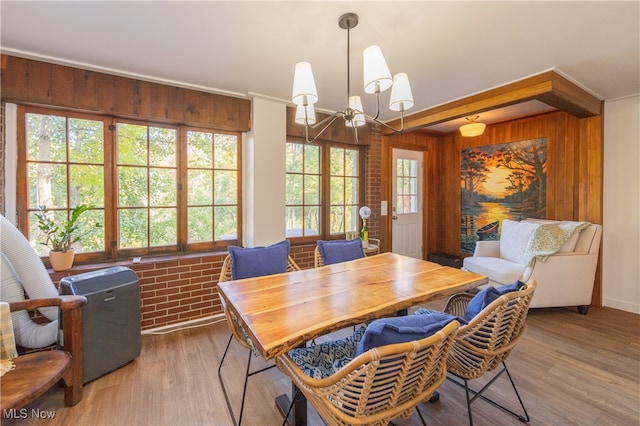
[460,137,547,253]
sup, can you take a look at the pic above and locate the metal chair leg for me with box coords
[448,361,530,425]
[218,334,277,426]
[464,379,474,426]
[281,387,300,426]
[503,362,530,422]
[416,405,428,426]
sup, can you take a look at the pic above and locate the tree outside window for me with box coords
[20,107,241,261]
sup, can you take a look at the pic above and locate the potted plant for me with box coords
[35,204,102,271]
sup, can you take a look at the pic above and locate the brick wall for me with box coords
[366,124,382,241]
[51,244,318,330]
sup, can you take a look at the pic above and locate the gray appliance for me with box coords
[59,266,141,383]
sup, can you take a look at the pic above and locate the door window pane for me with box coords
[396,158,418,214]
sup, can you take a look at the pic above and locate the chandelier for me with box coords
[292,13,414,143]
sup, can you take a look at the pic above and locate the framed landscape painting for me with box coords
[460,137,547,253]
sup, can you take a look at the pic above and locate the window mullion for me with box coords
[104,118,118,259]
[176,127,188,251]
[321,145,331,238]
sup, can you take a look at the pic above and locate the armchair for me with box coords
[462,219,601,314]
[1,295,87,411]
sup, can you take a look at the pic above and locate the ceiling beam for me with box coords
[383,70,603,135]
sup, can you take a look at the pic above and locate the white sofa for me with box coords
[462,218,602,314]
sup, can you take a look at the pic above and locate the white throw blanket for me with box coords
[523,222,589,266]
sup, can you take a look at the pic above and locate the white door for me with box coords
[392,148,424,259]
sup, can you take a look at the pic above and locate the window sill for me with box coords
[48,251,227,278]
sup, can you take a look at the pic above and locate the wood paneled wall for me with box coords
[384,110,604,306]
[0,55,251,131]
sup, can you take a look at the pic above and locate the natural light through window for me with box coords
[396,158,418,214]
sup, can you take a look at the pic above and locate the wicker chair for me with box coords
[364,237,381,255]
[276,320,460,426]
[314,246,325,268]
[217,253,301,426]
[314,239,364,268]
[441,280,537,426]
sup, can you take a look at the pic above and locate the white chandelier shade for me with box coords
[389,73,414,112]
[347,96,366,127]
[363,45,393,94]
[292,62,318,106]
[295,103,316,125]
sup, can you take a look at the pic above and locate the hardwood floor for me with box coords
[4,305,639,426]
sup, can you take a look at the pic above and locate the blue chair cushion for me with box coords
[355,312,457,356]
[288,326,367,379]
[463,280,525,322]
[318,239,364,265]
[228,240,291,280]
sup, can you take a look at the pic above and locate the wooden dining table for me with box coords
[217,252,487,425]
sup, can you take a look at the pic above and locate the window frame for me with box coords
[285,137,365,244]
[16,105,242,263]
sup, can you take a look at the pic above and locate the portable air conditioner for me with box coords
[59,266,141,383]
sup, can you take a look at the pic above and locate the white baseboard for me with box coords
[603,298,640,315]
[141,314,225,334]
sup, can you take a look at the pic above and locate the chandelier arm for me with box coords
[371,110,406,132]
[305,111,343,130]
[371,87,382,121]
[303,113,343,143]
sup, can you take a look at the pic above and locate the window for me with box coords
[186,130,238,244]
[396,158,419,214]
[117,122,178,249]
[19,106,241,261]
[25,112,106,256]
[329,147,360,234]
[285,141,363,240]
[285,143,320,238]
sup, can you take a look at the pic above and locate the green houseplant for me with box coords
[35,204,102,271]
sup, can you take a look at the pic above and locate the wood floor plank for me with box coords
[2,307,639,425]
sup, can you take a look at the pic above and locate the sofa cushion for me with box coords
[228,240,290,280]
[463,256,525,284]
[499,219,539,264]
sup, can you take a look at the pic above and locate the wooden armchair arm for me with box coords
[8,295,87,406]
[8,295,87,313]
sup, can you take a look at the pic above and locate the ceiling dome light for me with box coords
[459,115,486,137]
